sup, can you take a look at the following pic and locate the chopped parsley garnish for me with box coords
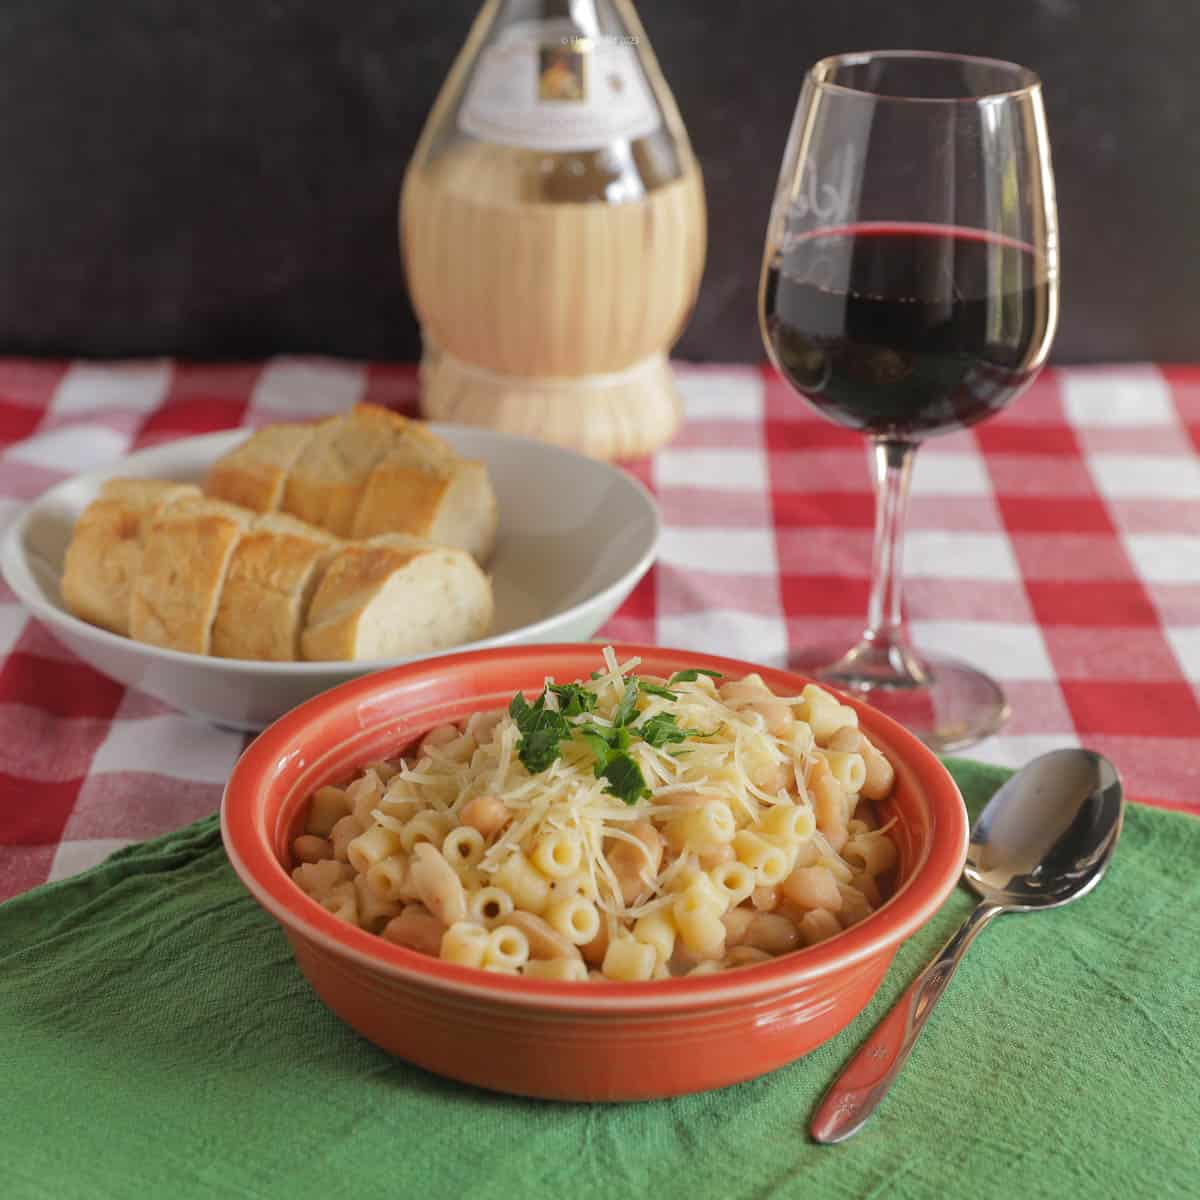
[508,691,572,774]
[507,662,723,804]
[638,712,720,749]
[637,712,692,748]
[576,721,632,766]
[547,682,597,717]
[599,753,651,805]
[612,679,640,729]
[637,680,679,700]
[669,668,724,684]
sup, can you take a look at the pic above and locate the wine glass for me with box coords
[759,51,1059,751]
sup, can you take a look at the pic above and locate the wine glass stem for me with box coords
[857,439,928,686]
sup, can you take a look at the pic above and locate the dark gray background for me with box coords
[0,1,1196,363]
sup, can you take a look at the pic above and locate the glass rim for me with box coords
[809,49,1043,103]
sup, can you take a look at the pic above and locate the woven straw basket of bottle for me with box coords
[401,0,706,460]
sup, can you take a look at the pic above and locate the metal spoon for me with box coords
[810,748,1124,1144]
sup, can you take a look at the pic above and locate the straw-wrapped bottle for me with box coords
[401,0,706,459]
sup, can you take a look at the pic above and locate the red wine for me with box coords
[762,223,1053,438]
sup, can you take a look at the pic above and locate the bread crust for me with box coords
[280,409,400,536]
[205,423,315,513]
[61,480,201,635]
[210,515,340,661]
[300,534,493,662]
[129,498,250,654]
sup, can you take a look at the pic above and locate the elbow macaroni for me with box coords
[290,653,901,980]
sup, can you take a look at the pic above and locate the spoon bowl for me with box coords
[967,748,1124,910]
[812,748,1124,1143]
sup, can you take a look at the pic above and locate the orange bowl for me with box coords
[221,643,968,1101]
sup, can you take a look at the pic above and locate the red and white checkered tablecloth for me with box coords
[1,358,1198,901]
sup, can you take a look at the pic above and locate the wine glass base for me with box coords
[788,646,1010,754]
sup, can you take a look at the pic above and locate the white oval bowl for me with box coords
[0,426,659,729]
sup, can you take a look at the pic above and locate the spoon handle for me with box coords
[810,899,1005,1143]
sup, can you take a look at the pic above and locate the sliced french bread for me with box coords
[129,497,251,654]
[269,404,497,559]
[351,455,498,562]
[210,514,341,661]
[205,422,316,513]
[280,407,405,536]
[61,479,202,635]
[299,533,493,662]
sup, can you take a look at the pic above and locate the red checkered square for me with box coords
[974,423,1081,457]
[1059,680,1200,739]
[1041,627,1188,684]
[996,496,1116,534]
[0,361,69,450]
[1025,580,1162,628]
[0,653,125,719]
[778,573,870,618]
[0,774,85,845]
[0,400,47,447]
[135,395,250,446]
[774,490,875,530]
[1010,534,1137,581]
[0,844,58,901]
[1161,364,1200,425]
[134,362,259,446]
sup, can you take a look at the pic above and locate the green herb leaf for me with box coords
[576,722,632,775]
[637,680,679,701]
[600,752,651,805]
[508,689,572,774]
[612,680,640,728]
[577,728,615,773]
[638,713,720,749]
[668,668,724,684]
[548,682,597,717]
[637,712,691,748]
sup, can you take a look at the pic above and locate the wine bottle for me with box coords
[401,0,706,459]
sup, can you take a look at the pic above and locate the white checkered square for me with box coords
[905,531,1020,581]
[49,360,171,417]
[88,714,243,783]
[1060,365,1174,427]
[1165,628,1200,680]
[656,609,789,667]
[5,425,130,472]
[676,369,764,421]
[655,448,769,491]
[968,732,1083,771]
[47,838,134,882]
[246,357,366,421]
[908,620,1056,681]
[1089,455,1200,500]
[0,601,27,658]
[1123,534,1200,584]
[910,452,993,497]
[657,527,777,574]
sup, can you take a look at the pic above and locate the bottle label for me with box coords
[458,18,662,151]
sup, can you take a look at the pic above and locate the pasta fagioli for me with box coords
[290,649,901,977]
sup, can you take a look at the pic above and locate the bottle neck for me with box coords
[492,0,604,35]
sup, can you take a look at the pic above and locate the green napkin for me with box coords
[2,760,1197,1199]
